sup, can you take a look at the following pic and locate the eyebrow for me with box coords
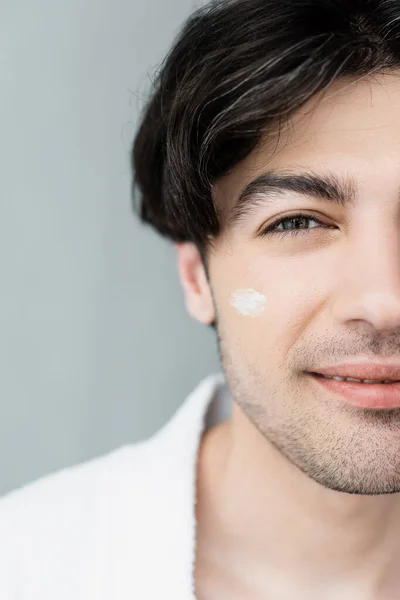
[228,169,358,228]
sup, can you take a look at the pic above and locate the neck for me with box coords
[195,403,400,599]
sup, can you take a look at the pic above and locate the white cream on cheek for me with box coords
[229,289,267,317]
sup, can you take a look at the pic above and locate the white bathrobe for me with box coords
[0,372,232,599]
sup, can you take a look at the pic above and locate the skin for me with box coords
[175,71,400,598]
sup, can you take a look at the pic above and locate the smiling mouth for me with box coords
[307,372,400,409]
[311,372,400,385]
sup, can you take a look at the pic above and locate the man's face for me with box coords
[207,71,400,495]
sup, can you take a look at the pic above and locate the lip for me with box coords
[314,363,400,382]
[309,373,400,409]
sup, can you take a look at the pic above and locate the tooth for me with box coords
[321,375,391,384]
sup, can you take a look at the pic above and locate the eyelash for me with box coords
[259,213,332,238]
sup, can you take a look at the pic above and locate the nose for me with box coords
[331,223,400,332]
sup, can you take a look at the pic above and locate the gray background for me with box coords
[0,0,219,495]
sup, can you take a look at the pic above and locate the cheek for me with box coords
[217,252,331,360]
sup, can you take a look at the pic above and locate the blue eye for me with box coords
[259,213,331,238]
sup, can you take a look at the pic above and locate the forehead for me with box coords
[213,71,400,218]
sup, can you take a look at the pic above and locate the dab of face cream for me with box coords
[229,289,267,317]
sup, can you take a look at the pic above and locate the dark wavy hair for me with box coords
[131,0,400,269]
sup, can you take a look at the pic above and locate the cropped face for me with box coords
[177,71,400,494]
